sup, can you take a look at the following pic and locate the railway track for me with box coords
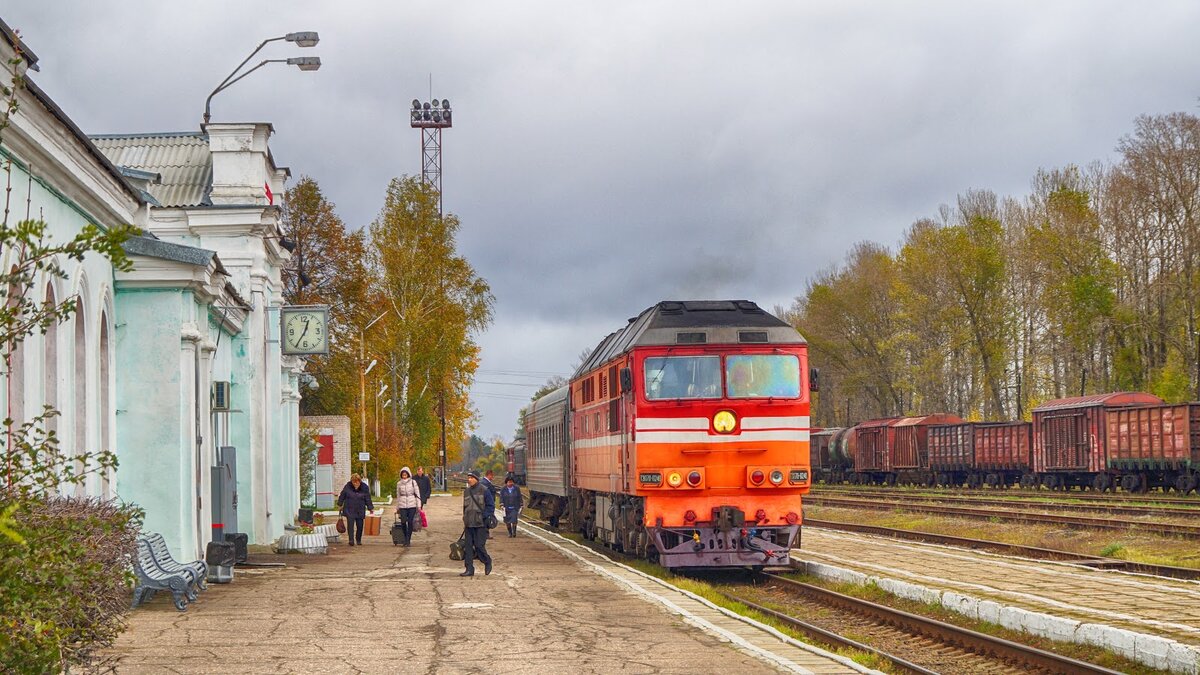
[516,511,1127,673]
[805,518,1200,580]
[810,488,1200,518]
[804,495,1200,536]
[814,483,1200,506]
[729,573,1123,675]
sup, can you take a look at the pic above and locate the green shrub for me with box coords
[0,491,143,673]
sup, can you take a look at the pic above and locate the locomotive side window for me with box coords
[726,355,801,399]
[644,356,722,400]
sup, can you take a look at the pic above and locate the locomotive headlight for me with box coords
[712,410,737,434]
[769,469,785,485]
[667,471,683,488]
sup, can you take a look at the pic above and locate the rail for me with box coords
[756,573,1124,675]
[812,487,1200,517]
[804,495,1200,536]
[804,519,1200,580]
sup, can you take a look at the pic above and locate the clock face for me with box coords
[281,307,329,355]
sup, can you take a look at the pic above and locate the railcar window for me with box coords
[644,356,721,400]
[726,355,801,399]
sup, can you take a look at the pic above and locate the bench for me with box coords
[132,538,192,611]
[143,533,208,594]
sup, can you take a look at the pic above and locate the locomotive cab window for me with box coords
[644,356,721,400]
[726,354,801,399]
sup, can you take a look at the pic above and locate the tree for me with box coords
[367,177,494,480]
[282,177,369,417]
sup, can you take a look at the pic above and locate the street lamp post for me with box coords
[203,31,322,126]
[359,311,388,492]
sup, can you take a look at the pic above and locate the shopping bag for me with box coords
[419,509,428,528]
[336,517,346,534]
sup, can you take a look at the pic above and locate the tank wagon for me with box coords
[524,300,814,569]
[810,427,853,483]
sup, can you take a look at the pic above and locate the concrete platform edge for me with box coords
[798,559,1200,674]
[522,523,883,675]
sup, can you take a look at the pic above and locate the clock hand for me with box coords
[298,323,310,343]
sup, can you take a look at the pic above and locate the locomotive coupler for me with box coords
[713,506,746,533]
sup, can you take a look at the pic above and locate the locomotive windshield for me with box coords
[644,356,722,400]
[725,354,801,398]
[643,354,802,400]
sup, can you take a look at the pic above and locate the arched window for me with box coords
[73,297,87,496]
[100,313,111,499]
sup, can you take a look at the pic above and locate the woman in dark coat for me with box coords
[500,475,523,537]
[460,472,493,576]
[337,473,374,546]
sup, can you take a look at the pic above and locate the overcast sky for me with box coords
[8,2,1200,442]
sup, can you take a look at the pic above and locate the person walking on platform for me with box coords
[414,466,433,507]
[500,475,523,537]
[482,469,500,499]
[460,471,493,577]
[394,466,421,546]
[337,473,373,547]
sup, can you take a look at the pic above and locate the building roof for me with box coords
[1032,392,1165,413]
[574,300,805,377]
[123,235,225,273]
[0,18,143,206]
[91,132,212,207]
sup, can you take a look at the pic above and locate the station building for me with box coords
[0,19,306,559]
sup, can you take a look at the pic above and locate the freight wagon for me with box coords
[1105,404,1200,493]
[810,427,853,483]
[1032,392,1163,491]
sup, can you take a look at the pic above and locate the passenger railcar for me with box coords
[505,439,527,485]
[525,300,814,569]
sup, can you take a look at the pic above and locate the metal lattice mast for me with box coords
[411,98,452,215]
[410,96,453,487]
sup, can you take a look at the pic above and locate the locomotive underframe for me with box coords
[567,487,797,569]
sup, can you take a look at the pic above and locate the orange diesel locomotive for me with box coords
[525,300,814,569]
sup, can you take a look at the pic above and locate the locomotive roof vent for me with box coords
[676,331,707,344]
[660,301,685,314]
[738,330,769,343]
[735,300,762,313]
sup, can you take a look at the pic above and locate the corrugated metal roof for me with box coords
[1032,392,1164,412]
[91,133,211,207]
[894,413,965,427]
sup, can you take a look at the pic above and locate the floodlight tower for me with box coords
[410,98,452,215]
[410,96,453,489]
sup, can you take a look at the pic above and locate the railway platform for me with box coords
[108,496,872,674]
[796,527,1200,673]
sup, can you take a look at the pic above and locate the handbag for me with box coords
[449,529,466,561]
[411,509,423,533]
[336,517,346,534]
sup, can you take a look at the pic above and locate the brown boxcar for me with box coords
[928,423,974,472]
[975,421,1033,487]
[810,428,838,477]
[1032,392,1163,489]
[853,418,899,473]
[1105,404,1200,493]
[890,414,965,472]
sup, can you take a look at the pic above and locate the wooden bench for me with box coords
[132,538,192,611]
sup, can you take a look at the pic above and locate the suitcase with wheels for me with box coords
[390,520,406,546]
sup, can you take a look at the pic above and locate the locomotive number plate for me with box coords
[639,472,663,485]
[789,470,809,483]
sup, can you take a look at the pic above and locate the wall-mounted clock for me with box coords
[281,305,330,355]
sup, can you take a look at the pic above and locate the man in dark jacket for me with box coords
[500,475,523,537]
[414,466,433,507]
[337,473,374,546]
[481,470,500,499]
[460,471,494,576]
